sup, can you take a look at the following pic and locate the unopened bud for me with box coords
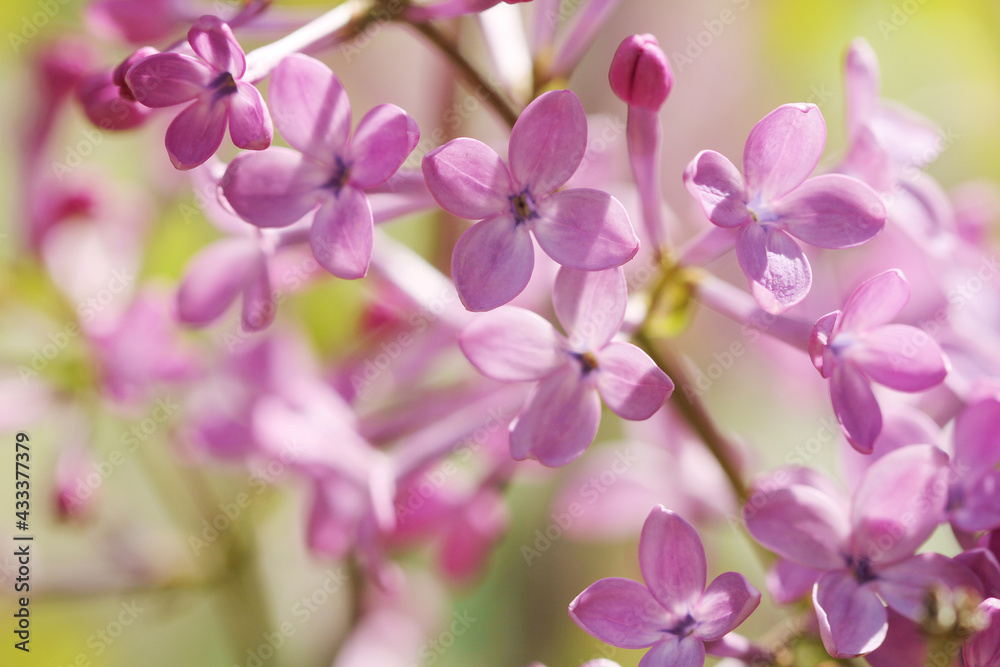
[609,34,673,111]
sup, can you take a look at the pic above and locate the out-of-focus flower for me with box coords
[77,47,158,131]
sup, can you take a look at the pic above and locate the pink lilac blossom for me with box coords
[684,103,887,313]
[459,266,672,466]
[965,597,1000,666]
[569,506,760,667]
[423,89,639,311]
[77,47,158,131]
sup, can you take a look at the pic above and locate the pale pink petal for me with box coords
[775,174,886,248]
[187,16,245,77]
[552,266,626,350]
[744,103,826,201]
[270,54,351,163]
[639,506,706,613]
[964,598,1000,666]
[350,104,419,188]
[568,577,672,648]
[508,89,586,194]
[809,311,839,377]
[596,342,672,420]
[177,238,260,325]
[451,214,533,311]
[422,138,512,219]
[306,477,364,560]
[838,269,909,333]
[533,189,638,270]
[849,325,948,391]
[693,571,760,641]
[637,637,705,667]
[744,485,849,569]
[309,186,373,280]
[509,364,600,467]
[222,147,328,227]
[844,38,880,140]
[871,102,943,171]
[458,308,564,382]
[813,570,887,658]
[830,363,882,454]
[952,396,1000,471]
[841,125,893,192]
[682,150,750,228]
[241,259,274,332]
[125,53,212,107]
[875,553,982,621]
[850,445,949,564]
[766,559,822,604]
[735,223,811,314]
[228,81,272,150]
[164,99,228,170]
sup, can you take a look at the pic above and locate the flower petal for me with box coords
[422,138,512,219]
[241,258,274,332]
[458,308,563,382]
[682,150,750,228]
[229,81,272,150]
[451,214,533,311]
[639,506,706,614]
[509,363,600,467]
[693,571,760,641]
[830,363,882,454]
[125,52,212,107]
[188,16,245,77]
[964,598,1000,666]
[164,99,228,170]
[508,89,586,194]
[952,396,1000,471]
[954,470,1000,533]
[848,324,948,391]
[638,637,705,667]
[875,552,982,621]
[222,147,328,227]
[767,559,823,604]
[569,577,672,648]
[177,238,260,325]
[844,38,880,140]
[553,266,627,350]
[309,186,373,280]
[838,269,909,333]
[735,223,811,314]
[775,174,886,248]
[744,103,826,201]
[743,485,849,569]
[350,104,420,189]
[813,570,888,658]
[533,189,638,270]
[596,342,673,420]
[270,53,351,162]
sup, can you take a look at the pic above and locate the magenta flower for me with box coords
[125,15,272,169]
[809,269,949,453]
[459,267,672,466]
[222,53,419,279]
[570,506,760,666]
[965,597,1000,666]
[684,103,886,313]
[745,445,976,658]
[423,89,639,311]
[609,34,673,111]
[77,47,157,132]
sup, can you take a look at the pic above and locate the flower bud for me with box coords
[77,47,158,131]
[609,34,673,111]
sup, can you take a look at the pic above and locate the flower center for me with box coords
[666,613,697,637]
[510,190,538,225]
[210,72,239,101]
[846,555,876,583]
[323,156,352,193]
[571,351,599,375]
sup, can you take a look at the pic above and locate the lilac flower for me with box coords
[77,47,157,131]
[965,597,1000,666]
[423,89,639,311]
[684,103,886,313]
[459,267,672,466]
[125,15,272,169]
[809,269,949,452]
[222,53,419,279]
[744,445,977,658]
[570,506,760,666]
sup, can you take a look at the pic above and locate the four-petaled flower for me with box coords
[570,506,760,667]
[423,89,639,311]
[684,103,886,313]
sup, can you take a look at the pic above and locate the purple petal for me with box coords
[508,89,586,194]
[422,138,512,220]
[451,214,533,312]
[509,363,600,467]
[229,81,272,150]
[222,147,327,227]
[533,188,638,270]
[964,598,1000,666]
[850,445,949,564]
[639,506,706,614]
[309,186,373,280]
[693,571,760,641]
[553,266,626,350]
[865,610,931,667]
[164,99,228,170]
[458,308,564,382]
[809,311,839,377]
[735,223,811,314]
[813,570,887,658]
[270,54,350,163]
[744,103,826,201]
[775,174,886,248]
[637,637,705,667]
[187,16,245,77]
[125,53,212,107]
[682,150,750,228]
[177,238,260,325]
[849,324,948,391]
[952,396,1000,471]
[241,258,274,332]
[830,363,882,454]
[875,552,982,621]
[596,342,673,420]
[767,559,823,604]
[952,470,1000,533]
[350,104,419,189]
[743,485,849,569]
[838,269,909,333]
[568,577,672,648]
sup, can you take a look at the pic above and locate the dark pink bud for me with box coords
[77,48,158,131]
[608,34,673,111]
